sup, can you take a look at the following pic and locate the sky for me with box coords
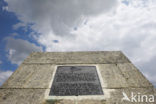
[0,0,156,87]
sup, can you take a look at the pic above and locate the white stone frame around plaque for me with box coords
[45,64,106,101]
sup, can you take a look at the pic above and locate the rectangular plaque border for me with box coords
[45,64,105,100]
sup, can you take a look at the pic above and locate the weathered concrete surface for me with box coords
[0,51,155,104]
[98,63,153,88]
[77,87,156,104]
[24,51,130,64]
[0,89,46,104]
[1,64,55,88]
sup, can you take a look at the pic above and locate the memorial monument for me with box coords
[0,51,156,104]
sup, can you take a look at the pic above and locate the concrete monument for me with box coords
[0,51,155,104]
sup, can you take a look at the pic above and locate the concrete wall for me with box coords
[0,51,155,104]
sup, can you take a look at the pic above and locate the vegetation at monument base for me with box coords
[43,99,62,104]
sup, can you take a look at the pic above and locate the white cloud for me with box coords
[13,22,27,30]
[4,0,117,36]
[2,6,8,11]
[5,37,43,65]
[4,0,156,86]
[0,70,13,86]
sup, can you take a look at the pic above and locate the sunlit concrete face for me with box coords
[0,51,155,104]
[49,66,103,96]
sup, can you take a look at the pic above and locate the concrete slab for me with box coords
[98,63,153,88]
[117,63,153,87]
[0,51,155,104]
[1,64,55,88]
[0,89,46,104]
[23,51,130,64]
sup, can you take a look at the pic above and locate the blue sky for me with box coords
[0,0,17,70]
[0,0,156,87]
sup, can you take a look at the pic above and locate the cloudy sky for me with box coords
[0,0,156,87]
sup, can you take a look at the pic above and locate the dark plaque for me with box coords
[49,66,103,96]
